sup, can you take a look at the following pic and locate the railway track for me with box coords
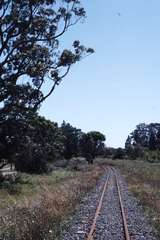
[63,167,156,240]
[87,167,131,240]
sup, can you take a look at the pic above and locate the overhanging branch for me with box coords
[33,65,71,110]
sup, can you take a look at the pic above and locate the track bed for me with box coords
[62,168,156,240]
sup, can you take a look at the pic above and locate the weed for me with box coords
[0,165,105,240]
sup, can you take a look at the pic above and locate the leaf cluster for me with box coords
[0,0,94,114]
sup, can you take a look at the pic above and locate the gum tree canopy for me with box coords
[0,0,93,115]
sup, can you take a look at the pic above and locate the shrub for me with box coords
[15,145,49,174]
[143,150,160,163]
[113,148,126,159]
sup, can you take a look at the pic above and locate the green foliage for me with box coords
[0,114,65,173]
[113,148,125,159]
[126,145,144,160]
[126,123,160,150]
[15,147,49,174]
[61,121,82,159]
[0,0,93,115]
[143,150,160,163]
[28,116,65,162]
[1,181,22,195]
[104,147,116,158]
[125,123,160,161]
[0,0,96,174]
[0,0,95,173]
[0,173,23,195]
[60,122,106,162]
[79,131,106,163]
[0,116,27,167]
[0,115,106,172]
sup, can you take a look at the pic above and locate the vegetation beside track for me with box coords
[121,161,160,238]
[0,165,106,240]
[1,158,160,239]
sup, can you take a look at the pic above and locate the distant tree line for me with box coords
[103,123,160,162]
[103,147,126,160]
[125,123,160,162]
[0,114,106,173]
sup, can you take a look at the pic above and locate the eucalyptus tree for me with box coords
[0,0,94,115]
[0,0,93,168]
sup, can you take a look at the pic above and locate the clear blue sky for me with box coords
[40,0,160,148]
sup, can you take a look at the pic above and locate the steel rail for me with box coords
[86,167,131,240]
[86,170,111,240]
[114,168,131,240]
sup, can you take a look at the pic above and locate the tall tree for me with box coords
[0,0,94,115]
[80,131,106,163]
[8,114,65,173]
[61,121,83,159]
[0,0,93,169]
[125,123,160,159]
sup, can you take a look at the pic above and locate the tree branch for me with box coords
[0,0,10,18]
[33,65,71,110]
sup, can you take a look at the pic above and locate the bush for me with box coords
[143,150,160,163]
[113,148,125,159]
[2,182,22,195]
[15,145,49,174]
[0,172,23,194]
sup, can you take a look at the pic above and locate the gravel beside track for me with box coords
[62,170,109,240]
[62,168,157,240]
[117,172,156,240]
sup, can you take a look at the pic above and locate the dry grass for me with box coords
[0,170,76,209]
[119,161,160,238]
[0,165,106,240]
[1,159,159,239]
[96,158,160,238]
